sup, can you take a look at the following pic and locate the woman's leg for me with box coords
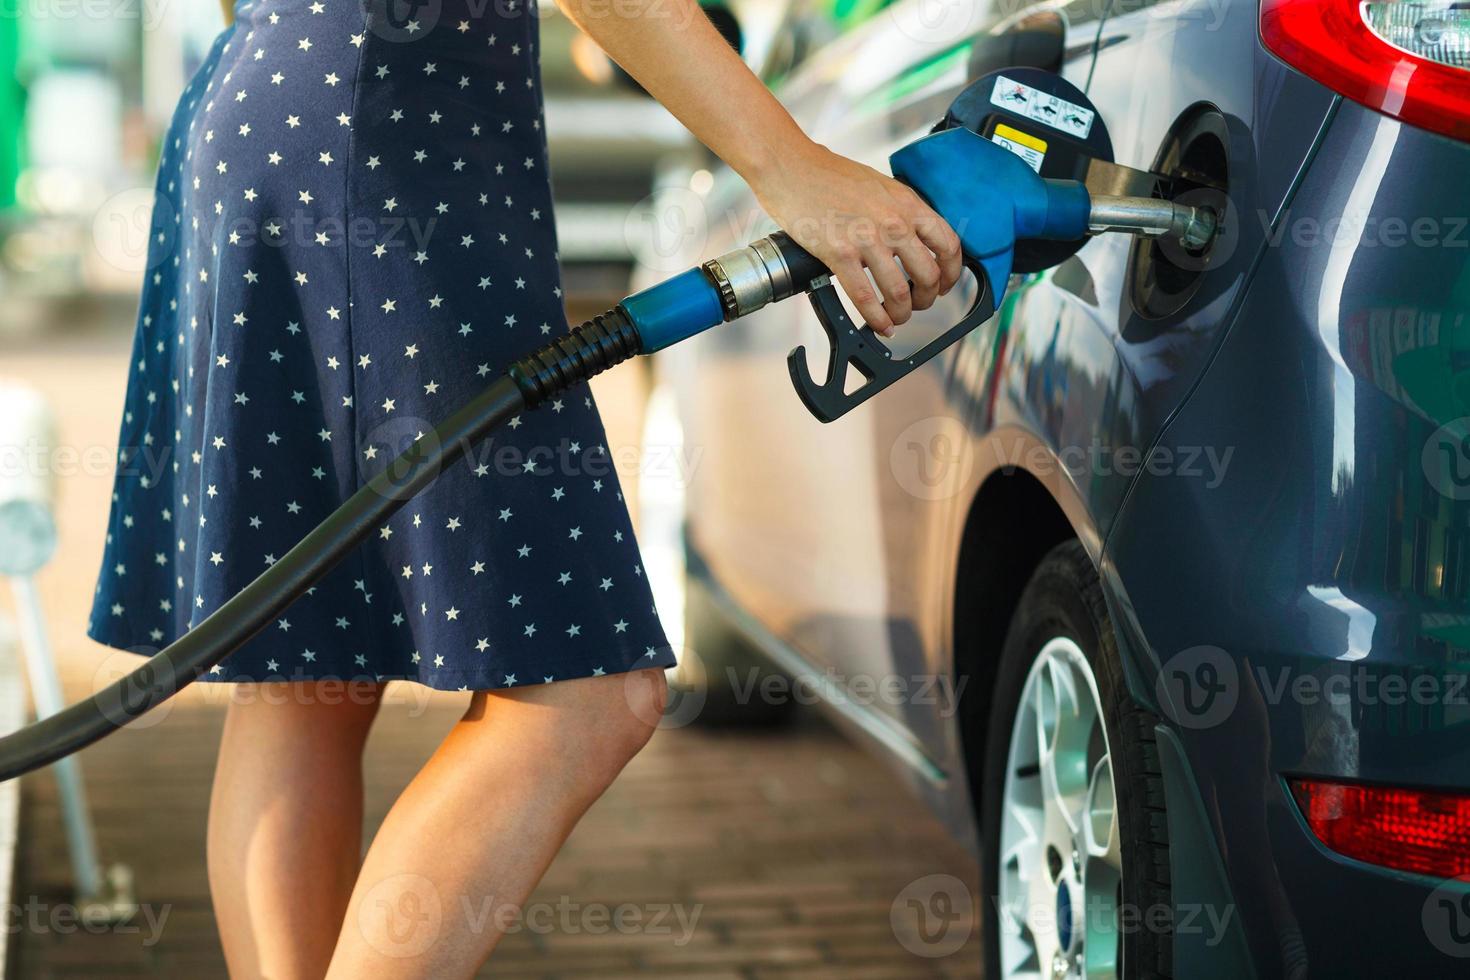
[324,667,668,978]
[208,681,384,979]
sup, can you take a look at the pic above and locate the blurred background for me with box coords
[0,0,980,975]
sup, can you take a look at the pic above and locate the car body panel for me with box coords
[1107,98,1470,974]
[1039,0,1339,497]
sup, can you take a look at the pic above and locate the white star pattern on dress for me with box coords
[87,0,674,693]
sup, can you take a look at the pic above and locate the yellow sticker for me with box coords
[993,123,1048,154]
[990,123,1048,173]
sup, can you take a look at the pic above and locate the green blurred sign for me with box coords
[0,15,22,211]
[829,0,891,25]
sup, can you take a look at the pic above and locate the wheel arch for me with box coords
[951,463,1077,815]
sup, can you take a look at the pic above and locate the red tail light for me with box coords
[1260,0,1470,142]
[1291,778,1470,878]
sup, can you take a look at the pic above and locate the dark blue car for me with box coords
[632,0,1470,974]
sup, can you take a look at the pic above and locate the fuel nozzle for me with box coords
[1088,195,1218,250]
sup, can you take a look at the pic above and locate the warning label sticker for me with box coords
[990,123,1047,172]
[990,75,1095,139]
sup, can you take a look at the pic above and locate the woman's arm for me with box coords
[559,0,961,334]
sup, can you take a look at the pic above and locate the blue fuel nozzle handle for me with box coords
[786,127,1090,422]
[894,126,1091,307]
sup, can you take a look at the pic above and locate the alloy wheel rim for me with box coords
[997,636,1121,979]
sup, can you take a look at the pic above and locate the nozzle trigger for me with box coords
[786,256,997,423]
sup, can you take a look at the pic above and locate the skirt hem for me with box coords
[85,624,677,694]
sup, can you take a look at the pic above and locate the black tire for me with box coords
[979,540,1171,979]
[677,578,793,728]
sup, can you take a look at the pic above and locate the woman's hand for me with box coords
[750,142,963,336]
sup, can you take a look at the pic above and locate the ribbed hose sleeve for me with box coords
[508,308,643,409]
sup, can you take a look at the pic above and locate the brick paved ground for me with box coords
[4,307,982,978]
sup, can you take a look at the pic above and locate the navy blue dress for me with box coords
[88,0,675,690]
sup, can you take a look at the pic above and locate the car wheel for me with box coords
[980,540,1171,979]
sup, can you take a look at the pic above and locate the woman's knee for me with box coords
[617,667,668,752]
[558,667,666,762]
[480,668,667,770]
[571,668,666,786]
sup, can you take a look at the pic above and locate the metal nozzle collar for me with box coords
[702,236,794,319]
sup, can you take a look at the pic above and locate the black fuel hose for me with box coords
[0,308,643,781]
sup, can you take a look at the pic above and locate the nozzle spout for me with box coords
[1088,195,1217,250]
